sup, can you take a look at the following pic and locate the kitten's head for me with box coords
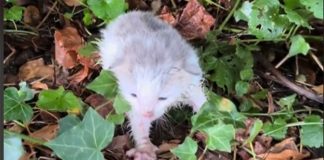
[111,57,202,120]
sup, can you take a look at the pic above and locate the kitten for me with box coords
[99,11,206,160]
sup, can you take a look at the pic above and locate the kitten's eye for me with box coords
[131,93,137,97]
[158,97,167,101]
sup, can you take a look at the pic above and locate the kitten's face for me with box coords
[115,66,189,120]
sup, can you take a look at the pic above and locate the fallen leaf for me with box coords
[54,26,83,69]
[107,135,131,151]
[157,140,180,154]
[63,0,81,7]
[23,5,41,26]
[29,124,59,142]
[256,138,310,160]
[312,84,323,95]
[68,66,89,84]
[176,0,215,40]
[18,58,54,81]
[159,6,177,26]
[31,81,49,90]
[85,94,114,117]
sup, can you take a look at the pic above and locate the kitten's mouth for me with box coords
[142,111,154,119]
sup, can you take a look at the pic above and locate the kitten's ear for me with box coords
[183,54,202,76]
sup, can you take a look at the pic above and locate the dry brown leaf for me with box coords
[85,94,113,117]
[54,26,83,69]
[159,6,177,26]
[31,81,49,90]
[29,124,59,142]
[312,84,323,95]
[157,141,179,154]
[63,0,81,7]
[256,138,310,160]
[68,66,89,84]
[176,0,215,40]
[18,58,54,81]
[107,135,131,151]
[23,5,41,26]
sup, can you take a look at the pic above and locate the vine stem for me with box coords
[218,0,241,31]
[5,130,46,145]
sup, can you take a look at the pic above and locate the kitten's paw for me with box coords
[126,143,158,160]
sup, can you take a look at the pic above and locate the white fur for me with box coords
[99,11,206,159]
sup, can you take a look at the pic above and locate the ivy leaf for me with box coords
[284,7,311,28]
[86,70,118,99]
[58,115,81,135]
[300,0,323,19]
[113,93,131,114]
[202,124,235,152]
[18,81,35,101]
[78,42,97,57]
[107,113,125,125]
[245,119,263,144]
[4,5,24,21]
[87,0,126,22]
[234,1,253,22]
[36,86,82,113]
[301,115,323,148]
[171,137,197,160]
[240,68,253,81]
[235,81,249,97]
[4,87,33,122]
[46,108,115,160]
[277,94,296,111]
[263,118,287,140]
[4,135,24,160]
[288,35,310,57]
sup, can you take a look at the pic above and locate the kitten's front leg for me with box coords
[126,112,158,160]
[187,84,207,112]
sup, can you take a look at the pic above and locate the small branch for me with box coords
[309,52,324,71]
[3,42,16,64]
[36,1,58,29]
[218,0,241,31]
[255,53,323,104]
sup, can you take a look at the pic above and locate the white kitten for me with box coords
[99,11,206,160]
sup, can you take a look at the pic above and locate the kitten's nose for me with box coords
[142,111,154,118]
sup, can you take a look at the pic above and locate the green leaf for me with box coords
[4,87,33,122]
[251,89,268,100]
[87,0,126,22]
[288,35,310,57]
[4,135,24,160]
[18,81,35,101]
[171,137,197,160]
[83,9,94,26]
[234,1,253,22]
[240,68,253,81]
[202,124,235,152]
[36,86,82,113]
[113,93,131,114]
[263,118,287,140]
[300,0,323,19]
[46,108,115,160]
[86,70,118,99]
[301,115,323,148]
[4,5,24,21]
[78,43,97,57]
[284,7,311,28]
[245,119,263,144]
[235,81,249,97]
[277,94,296,111]
[58,115,81,135]
[107,113,125,125]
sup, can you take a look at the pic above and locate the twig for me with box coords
[36,1,58,29]
[309,52,324,71]
[3,42,16,64]
[255,53,323,104]
[4,29,39,36]
[218,0,241,31]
